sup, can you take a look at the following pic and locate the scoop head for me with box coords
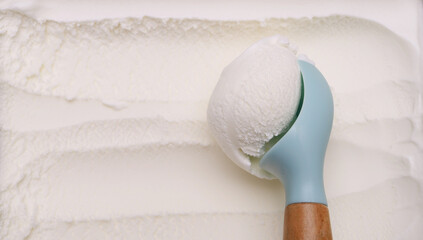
[260,60,334,205]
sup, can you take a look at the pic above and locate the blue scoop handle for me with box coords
[259,60,334,206]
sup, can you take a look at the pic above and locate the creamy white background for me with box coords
[0,0,422,240]
[0,0,421,50]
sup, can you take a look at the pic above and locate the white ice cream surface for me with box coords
[0,10,422,240]
[207,36,301,178]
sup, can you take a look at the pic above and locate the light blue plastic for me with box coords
[259,60,334,206]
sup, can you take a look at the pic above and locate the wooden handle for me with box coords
[283,203,333,240]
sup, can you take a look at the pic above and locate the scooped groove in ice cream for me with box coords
[207,36,302,178]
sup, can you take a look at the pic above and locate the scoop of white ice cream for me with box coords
[207,35,302,179]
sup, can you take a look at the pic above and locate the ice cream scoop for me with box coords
[207,36,333,239]
[260,59,334,239]
[207,35,302,179]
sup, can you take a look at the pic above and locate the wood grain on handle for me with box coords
[284,203,333,240]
